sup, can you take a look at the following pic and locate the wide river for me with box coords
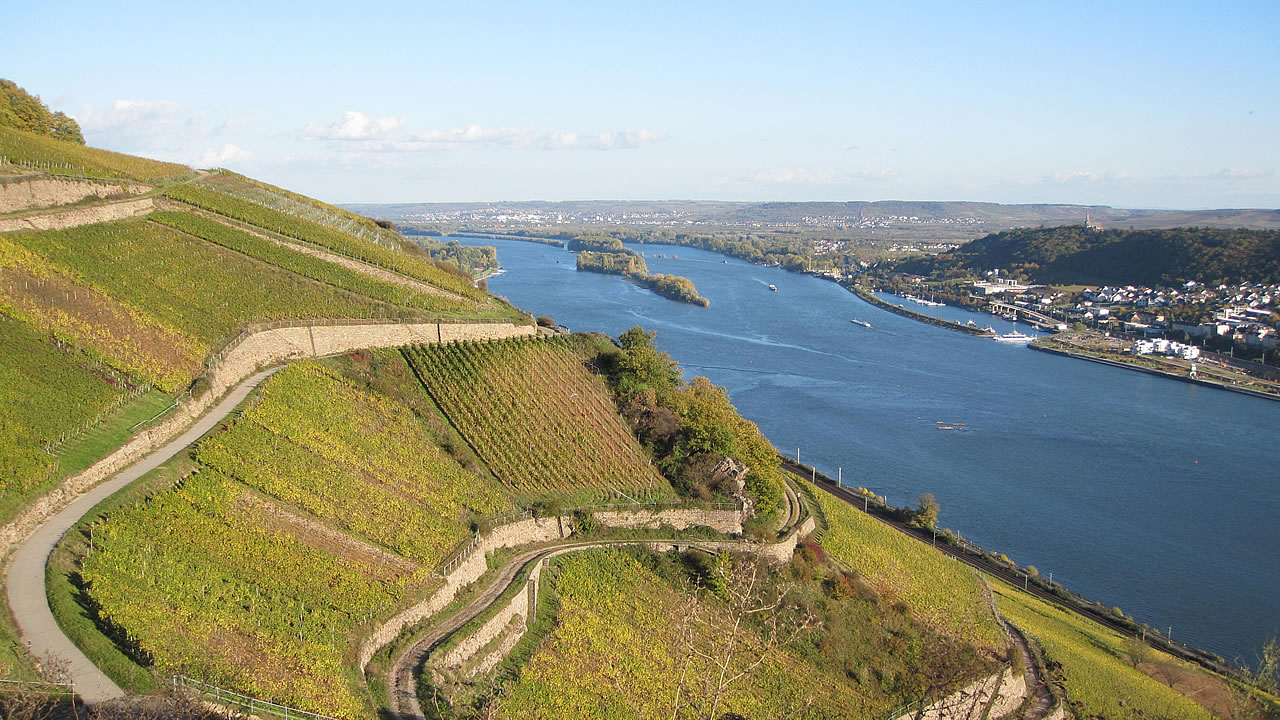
[460,236,1278,665]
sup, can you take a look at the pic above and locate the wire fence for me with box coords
[0,678,76,696]
[172,675,340,720]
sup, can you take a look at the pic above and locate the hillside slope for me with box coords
[898,224,1280,286]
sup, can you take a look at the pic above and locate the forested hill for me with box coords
[897,225,1280,286]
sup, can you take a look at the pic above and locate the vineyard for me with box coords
[499,548,880,719]
[197,363,510,566]
[79,470,405,719]
[813,490,1004,651]
[150,210,468,314]
[402,337,670,499]
[1,231,204,391]
[993,582,1215,720]
[0,125,190,183]
[194,171,406,251]
[0,315,129,519]
[14,217,410,349]
[81,363,515,717]
[163,182,488,304]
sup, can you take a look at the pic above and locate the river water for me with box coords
[462,236,1278,664]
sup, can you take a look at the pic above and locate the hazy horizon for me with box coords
[3,1,1276,210]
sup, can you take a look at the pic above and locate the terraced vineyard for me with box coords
[993,582,1215,720]
[80,470,405,718]
[197,363,510,566]
[1,231,204,391]
[813,490,1004,651]
[403,337,670,499]
[81,362,511,717]
[164,182,489,305]
[150,210,455,312]
[14,217,413,351]
[0,315,132,519]
[0,125,190,183]
[499,548,884,719]
[194,170,406,250]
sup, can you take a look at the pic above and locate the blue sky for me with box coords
[3,1,1277,208]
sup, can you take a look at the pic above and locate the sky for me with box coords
[3,0,1277,209]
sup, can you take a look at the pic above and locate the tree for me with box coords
[669,552,816,720]
[1226,636,1280,720]
[914,492,940,527]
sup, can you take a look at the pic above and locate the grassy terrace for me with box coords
[812,488,1005,652]
[993,580,1216,720]
[0,125,191,183]
[164,182,490,305]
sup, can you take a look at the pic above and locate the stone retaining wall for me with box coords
[0,321,536,553]
[890,667,1027,720]
[0,178,150,214]
[592,508,743,534]
[0,197,154,232]
[357,515,569,669]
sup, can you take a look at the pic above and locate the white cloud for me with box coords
[309,123,663,152]
[1049,169,1129,184]
[304,111,404,140]
[76,99,192,133]
[1217,167,1270,180]
[200,143,254,167]
[752,169,842,185]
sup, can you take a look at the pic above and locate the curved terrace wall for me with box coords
[0,319,535,553]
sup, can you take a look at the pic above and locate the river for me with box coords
[462,236,1278,665]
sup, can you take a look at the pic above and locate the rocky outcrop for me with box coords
[0,177,149,214]
[0,197,154,232]
[891,667,1027,720]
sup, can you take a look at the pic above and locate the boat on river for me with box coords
[995,331,1035,344]
[769,284,778,292]
[851,319,872,328]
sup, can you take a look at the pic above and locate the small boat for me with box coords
[769,284,778,292]
[851,319,872,328]
[994,331,1035,344]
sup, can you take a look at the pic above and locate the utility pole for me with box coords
[838,467,842,486]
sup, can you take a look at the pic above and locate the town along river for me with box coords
[460,236,1279,666]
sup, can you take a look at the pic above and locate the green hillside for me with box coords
[898,224,1280,286]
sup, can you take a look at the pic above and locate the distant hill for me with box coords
[897,225,1280,286]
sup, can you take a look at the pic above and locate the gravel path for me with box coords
[4,368,281,704]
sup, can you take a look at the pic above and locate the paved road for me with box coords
[4,368,281,704]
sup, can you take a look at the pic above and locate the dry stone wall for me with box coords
[0,178,149,214]
[593,508,743,534]
[357,515,568,669]
[0,197,154,232]
[890,667,1026,720]
[0,321,535,554]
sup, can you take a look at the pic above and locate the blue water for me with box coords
[468,237,1279,664]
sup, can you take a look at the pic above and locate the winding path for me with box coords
[4,368,281,703]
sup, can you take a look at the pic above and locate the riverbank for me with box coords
[846,283,996,337]
[454,230,565,247]
[779,458,1237,678]
[1030,341,1280,403]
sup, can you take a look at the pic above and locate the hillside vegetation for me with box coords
[1,79,83,144]
[1,125,188,182]
[899,225,1280,286]
[813,489,1004,651]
